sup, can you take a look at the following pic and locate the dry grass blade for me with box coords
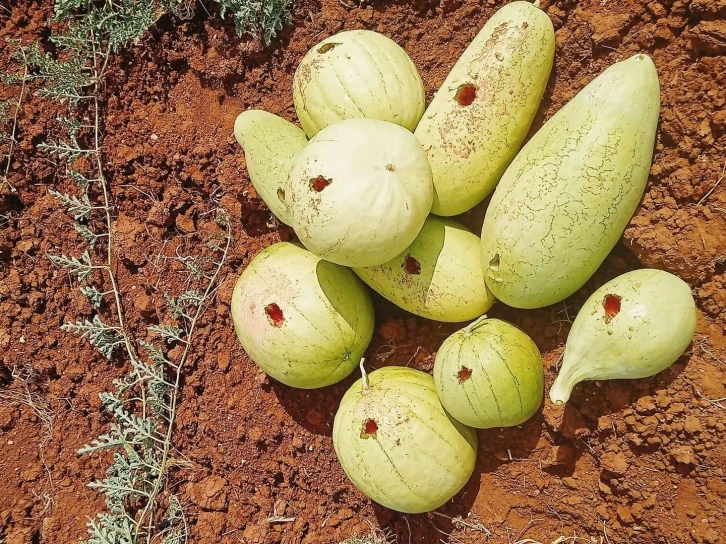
[405,346,422,367]
[698,162,726,205]
[1,42,31,195]
[0,365,55,444]
[698,342,724,365]
[374,338,398,362]
[266,501,296,523]
[508,518,544,544]
[432,511,491,537]
[339,525,395,544]
[510,534,604,544]
[695,388,726,409]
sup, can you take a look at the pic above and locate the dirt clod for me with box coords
[684,415,703,434]
[690,21,726,54]
[187,476,228,511]
[601,452,629,476]
[671,445,698,466]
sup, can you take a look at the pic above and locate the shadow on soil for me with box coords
[272,378,347,436]
[370,412,543,543]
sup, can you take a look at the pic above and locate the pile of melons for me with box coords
[230,1,696,514]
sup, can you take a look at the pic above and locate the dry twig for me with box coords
[698,162,726,205]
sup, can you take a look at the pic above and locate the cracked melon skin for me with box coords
[293,29,425,137]
[233,110,307,225]
[415,1,555,217]
[434,317,543,429]
[230,243,374,389]
[481,54,661,309]
[333,367,477,513]
[353,216,495,322]
[288,118,433,268]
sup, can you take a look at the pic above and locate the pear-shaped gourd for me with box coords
[550,269,697,404]
[233,110,307,225]
[353,216,495,322]
[481,54,661,308]
[415,1,555,216]
[230,243,374,389]
[434,317,543,428]
[293,30,425,137]
[288,118,433,267]
[333,366,477,513]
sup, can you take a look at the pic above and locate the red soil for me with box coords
[1,0,726,543]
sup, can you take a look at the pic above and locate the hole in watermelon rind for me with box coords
[403,256,421,275]
[603,294,622,322]
[458,366,473,382]
[310,176,331,192]
[455,83,476,106]
[265,303,284,327]
[360,418,378,438]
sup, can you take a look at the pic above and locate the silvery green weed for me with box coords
[0,0,291,542]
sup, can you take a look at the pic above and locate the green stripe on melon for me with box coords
[230,242,374,389]
[293,30,425,137]
[434,317,543,429]
[333,366,477,513]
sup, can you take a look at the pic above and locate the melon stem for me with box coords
[533,0,541,8]
[464,315,488,337]
[360,358,369,394]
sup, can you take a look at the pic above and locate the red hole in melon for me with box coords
[310,176,331,192]
[455,84,476,106]
[361,418,378,438]
[458,366,473,382]
[603,294,621,321]
[403,256,421,275]
[265,303,284,327]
